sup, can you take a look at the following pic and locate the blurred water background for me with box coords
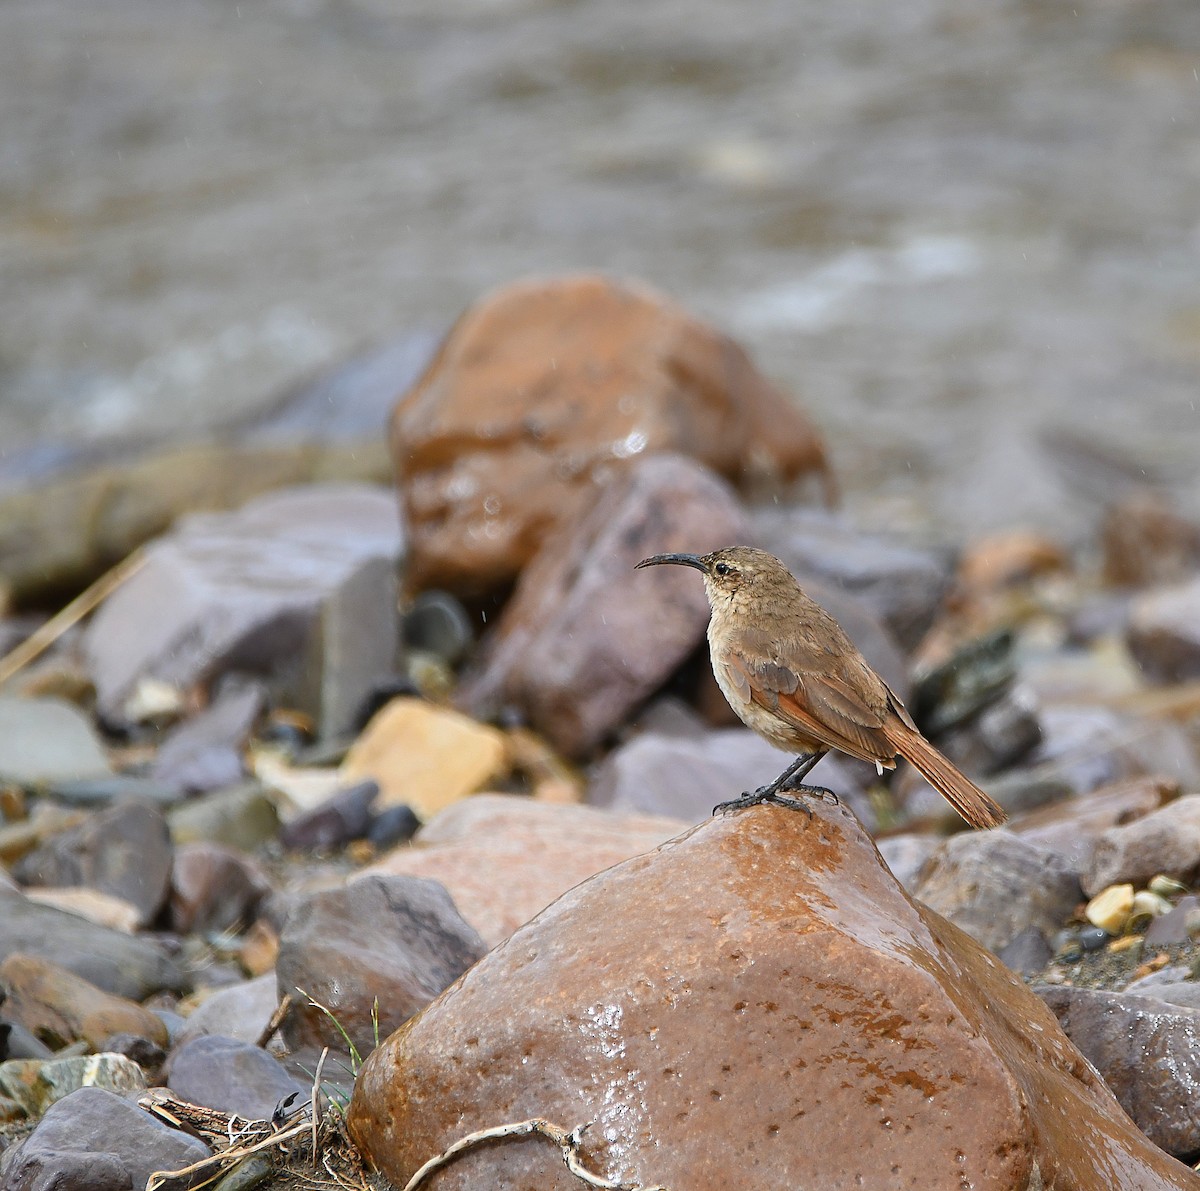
[3,0,1200,543]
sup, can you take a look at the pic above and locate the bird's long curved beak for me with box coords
[635,552,707,572]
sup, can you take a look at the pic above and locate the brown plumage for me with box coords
[635,545,1006,830]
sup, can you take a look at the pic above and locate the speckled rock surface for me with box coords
[349,802,1196,1190]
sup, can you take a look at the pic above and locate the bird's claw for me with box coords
[713,787,814,817]
[712,783,839,817]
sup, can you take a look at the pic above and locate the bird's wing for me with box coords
[718,626,896,766]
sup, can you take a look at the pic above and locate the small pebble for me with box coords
[1107,935,1142,954]
[367,804,421,849]
[1080,926,1109,952]
[1149,874,1188,898]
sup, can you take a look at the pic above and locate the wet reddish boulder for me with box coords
[391,274,834,594]
[459,453,749,757]
[349,801,1197,1190]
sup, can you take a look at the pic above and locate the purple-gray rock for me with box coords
[914,830,1081,954]
[276,874,486,1056]
[150,679,265,795]
[1007,776,1175,879]
[936,685,1043,776]
[0,891,183,1000]
[749,506,950,652]
[278,780,379,851]
[0,1086,210,1191]
[168,841,272,936]
[82,484,403,730]
[460,453,750,759]
[1037,985,1200,1158]
[1145,896,1200,947]
[14,800,173,928]
[167,1034,307,1123]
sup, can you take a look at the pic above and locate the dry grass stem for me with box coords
[0,547,147,687]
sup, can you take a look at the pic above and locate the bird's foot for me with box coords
[713,782,839,816]
[713,785,814,817]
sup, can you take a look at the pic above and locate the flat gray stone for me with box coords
[0,698,111,787]
[0,1085,210,1191]
[0,890,184,1000]
[166,1034,306,1122]
[590,726,876,829]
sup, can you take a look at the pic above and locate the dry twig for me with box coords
[401,1118,669,1191]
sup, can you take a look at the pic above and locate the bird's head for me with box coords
[635,545,791,607]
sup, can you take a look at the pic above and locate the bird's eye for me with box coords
[714,562,731,576]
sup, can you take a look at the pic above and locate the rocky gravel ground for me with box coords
[2,277,1200,1188]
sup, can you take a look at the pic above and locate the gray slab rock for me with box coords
[277,874,486,1056]
[1037,985,1200,1159]
[0,698,111,787]
[914,829,1082,954]
[0,1085,210,1191]
[83,483,403,728]
[590,726,876,829]
[167,1034,307,1122]
[0,891,184,999]
[14,800,173,928]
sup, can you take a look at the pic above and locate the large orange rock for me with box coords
[391,274,834,594]
[349,801,1199,1191]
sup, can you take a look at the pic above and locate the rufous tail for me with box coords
[888,726,1007,830]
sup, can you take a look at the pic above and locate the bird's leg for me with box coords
[714,751,833,815]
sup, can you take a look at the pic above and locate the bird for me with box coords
[635,546,1006,830]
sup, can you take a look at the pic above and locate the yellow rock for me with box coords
[1085,883,1134,934]
[340,698,508,817]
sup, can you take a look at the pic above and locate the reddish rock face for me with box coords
[348,803,1197,1190]
[391,274,834,595]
